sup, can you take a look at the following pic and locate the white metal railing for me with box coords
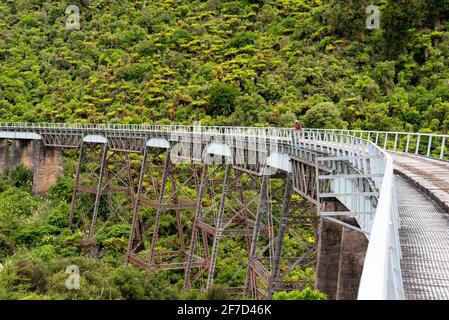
[293,129,404,299]
[0,122,295,142]
[296,127,449,299]
[307,128,449,162]
[1,121,446,159]
[1,122,432,299]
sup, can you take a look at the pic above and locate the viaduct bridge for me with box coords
[1,123,449,300]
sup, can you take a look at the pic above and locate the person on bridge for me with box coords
[292,120,302,144]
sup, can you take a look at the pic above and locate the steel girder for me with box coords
[182,163,276,294]
[126,147,200,272]
[69,142,136,258]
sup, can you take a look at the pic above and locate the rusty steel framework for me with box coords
[68,142,137,257]
[182,163,280,294]
[64,139,322,298]
[126,147,200,271]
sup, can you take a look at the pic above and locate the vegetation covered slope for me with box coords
[1,0,449,300]
[1,0,449,131]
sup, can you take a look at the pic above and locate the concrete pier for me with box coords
[32,142,64,196]
[0,139,63,195]
[0,139,10,174]
[315,200,368,300]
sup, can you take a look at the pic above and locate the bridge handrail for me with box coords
[1,121,447,153]
[357,153,403,299]
[0,122,296,140]
[292,129,403,299]
[307,128,449,161]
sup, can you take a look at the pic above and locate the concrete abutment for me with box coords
[32,142,64,196]
[315,200,369,300]
[0,139,63,195]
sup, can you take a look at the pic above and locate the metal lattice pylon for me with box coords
[125,147,200,271]
[69,142,136,258]
[182,163,267,294]
[267,173,319,298]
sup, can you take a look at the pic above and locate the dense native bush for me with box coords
[9,165,33,189]
[207,81,240,116]
[273,287,327,300]
[303,102,346,128]
[1,0,449,130]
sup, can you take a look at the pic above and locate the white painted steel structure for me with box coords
[1,122,447,300]
[295,130,403,299]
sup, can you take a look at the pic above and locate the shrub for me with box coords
[14,258,48,292]
[302,102,345,129]
[207,82,239,116]
[206,285,229,300]
[30,245,57,261]
[112,266,179,300]
[49,176,74,202]
[273,287,327,300]
[9,165,33,189]
[230,32,255,48]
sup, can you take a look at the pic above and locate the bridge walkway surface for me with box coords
[391,152,449,211]
[392,152,449,299]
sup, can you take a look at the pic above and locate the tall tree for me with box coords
[426,0,449,30]
[325,0,381,39]
[382,0,427,57]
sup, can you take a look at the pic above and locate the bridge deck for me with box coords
[390,152,449,212]
[396,174,449,299]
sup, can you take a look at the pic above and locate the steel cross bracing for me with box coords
[68,142,137,258]
[3,122,442,300]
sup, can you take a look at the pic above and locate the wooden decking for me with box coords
[391,152,449,300]
[390,152,449,213]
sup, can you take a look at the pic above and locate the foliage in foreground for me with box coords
[272,288,327,300]
[0,166,182,300]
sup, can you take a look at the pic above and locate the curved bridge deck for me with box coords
[391,152,449,212]
[392,153,449,299]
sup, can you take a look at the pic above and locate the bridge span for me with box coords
[0,123,448,300]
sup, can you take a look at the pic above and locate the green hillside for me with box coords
[1,0,449,300]
[1,0,449,131]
